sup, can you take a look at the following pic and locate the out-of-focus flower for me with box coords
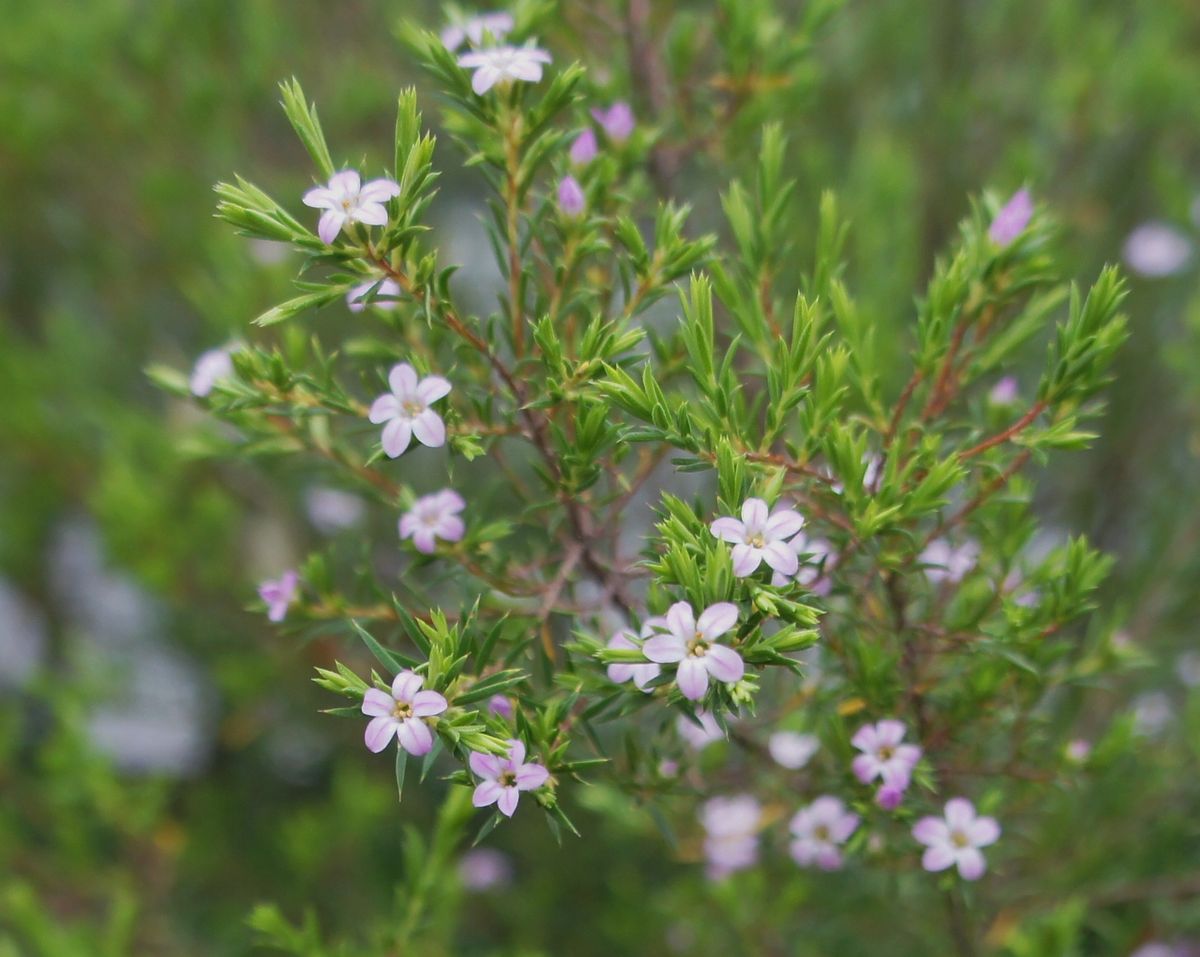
[399,490,466,555]
[710,498,805,578]
[989,376,1019,406]
[1132,691,1173,737]
[606,624,661,692]
[1176,651,1200,688]
[700,795,761,879]
[458,45,552,95]
[569,128,598,165]
[1122,222,1193,277]
[1131,944,1184,957]
[190,346,235,397]
[305,487,366,534]
[770,533,835,592]
[346,277,401,312]
[457,848,513,890]
[362,671,448,756]
[441,11,514,50]
[1065,738,1092,763]
[488,694,514,719]
[920,539,980,584]
[768,730,819,769]
[988,188,1033,245]
[469,739,549,817]
[303,170,400,245]
[258,570,298,623]
[368,362,451,458]
[591,101,635,141]
[642,601,743,701]
[852,719,921,809]
[676,710,725,750]
[789,796,859,870]
[913,798,1000,880]
[557,175,586,216]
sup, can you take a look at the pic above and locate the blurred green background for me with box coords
[3,1,1200,954]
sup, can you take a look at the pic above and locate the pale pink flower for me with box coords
[487,694,514,719]
[1123,222,1193,278]
[642,601,743,701]
[789,796,859,870]
[399,489,466,554]
[458,45,552,95]
[989,376,1019,405]
[346,277,401,312]
[676,710,724,750]
[770,533,835,592]
[258,570,298,623]
[190,346,235,397]
[1065,738,1092,763]
[700,795,761,879]
[362,670,449,756]
[457,848,513,890]
[368,363,451,458]
[913,798,1000,880]
[768,730,819,769]
[988,188,1033,245]
[569,128,598,165]
[304,487,365,533]
[852,719,922,786]
[557,175,585,216]
[591,102,635,141]
[469,738,549,817]
[606,623,661,692]
[920,538,979,584]
[440,11,514,50]
[711,498,805,578]
[303,170,401,245]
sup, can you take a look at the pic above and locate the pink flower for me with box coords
[303,170,401,245]
[1123,221,1193,277]
[362,670,449,756]
[789,796,859,870]
[368,362,451,458]
[591,102,635,141]
[258,570,298,622]
[458,45,552,95]
[557,175,585,216]
[457,848,513,890]
[913,798,1000,880]
[700,795,761,879]
[469,738,549,817]
[569,128,598,165]
[346,277,401,312]
[769,533,835,592]
[642,601,744,701]
[606,624,661,692]
[710,498,805,578]
[399,489,466,554]
[487,694,514,719]
[988,188,1033,245]
[852,719,922,786]
[920,539,979,584]
[190,346,235,397]
[676,710,724,750]
[440,11,514,50]
[768,730,819,769]
[1065,738,1091,763]
[989,376,1019,406]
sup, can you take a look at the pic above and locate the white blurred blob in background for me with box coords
[1122,222,1193,278]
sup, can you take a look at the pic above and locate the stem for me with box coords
[396,786,475,947]
[959,401,1046,461]
[503,103,525,356]
[943,888,978,957]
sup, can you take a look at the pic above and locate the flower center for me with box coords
[878,745,894,761]
[813,825,830,842]
[341,198,353,210]
[687,634,709,657]
[950,829,969,848]
[402,399,424,416]
[499,770,517,787]
[744,532,766,548]
[391,702,412,720]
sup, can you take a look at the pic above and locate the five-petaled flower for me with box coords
[458,45,552,95]
[711,498,805,578]
[988,188,1033,246]
[642,601,744,701]
[362,670,449,756]
[347,277,401,313]
[789,796,860,870]
[399,489,466,554]
[768,730,820,770]
[591,102,635,141]
[258,570,298,623]
[368,363,452,458]
[303,170,401,245]
[469,738,550,817]
[440,11,514,50]
[852,719,922,793]
[700,795,761,879]
[606,623,662,692]
[912,798,1000,880]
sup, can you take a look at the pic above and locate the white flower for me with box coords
[361,670,449,756]
[700,795,761,879]
[768,730,819,769]
[789,796,859,870]
[912,798,1000,881]
[710,498,805,578]
[458,45,552,95]
[303,170,401,245]
[676,710,725,751]
[368,363,452,458]
[1122,222,1192,278]
[441,11,514,50]
[642,601,744,701]
[190,346,235,397]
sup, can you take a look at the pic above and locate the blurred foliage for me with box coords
[2,0,1200,955]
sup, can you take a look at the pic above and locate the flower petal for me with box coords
[411,690,448,717]
[956,847,987,881]
[497,786,520,817]
[665,601,696,640]
[469,752,501,780]
[391,671,423,701]
[761,541,798,577]
[697,602,739,640]
[364,715,397,753]
[381,418,413,458]
[388,363,419,397]
[318,209,345,244]
[351,202,389,227]
[703,644,744,684]
[945,798,976,829]
[764,509,804,539]
[471,65,500,95]
[411,528,437,554]
[875,719,907,747]
[741,498,769,529]
[362,688,394,717]
[416,375,452,404]
[969,816,1001,847]
[472,780,502,807]
[411,409,446,448]
[360,178,402,202]
[912,817,950,846]
[436,489,466,512]
[302,187,334,209]
[506,739,526,766]
[676,658,709,700]
[397,717,433,756]
[368,394,401,424]
[328,170,361,196]
[642,634,685,664]
[730,544,762,577]
[435,515,465,544]
[922,844,956,872]
[710,516,746,543]
[515,762,549,790]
